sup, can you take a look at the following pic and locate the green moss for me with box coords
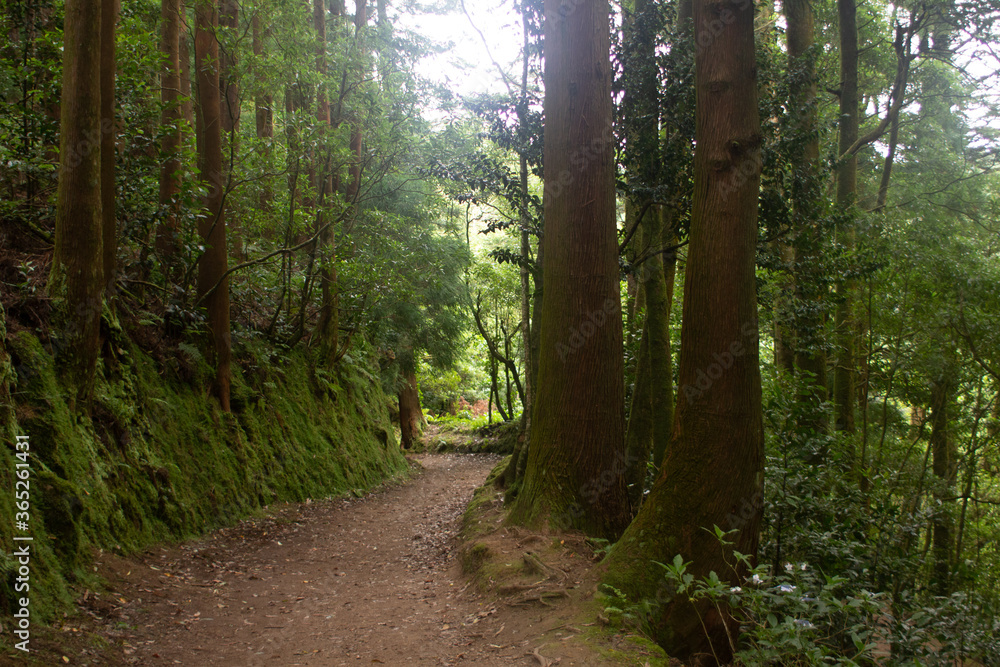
[461,541,492,573]
[0,330,406,624]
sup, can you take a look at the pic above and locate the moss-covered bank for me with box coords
[0,324,407,623]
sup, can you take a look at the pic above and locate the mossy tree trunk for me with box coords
[399,368,424,450]
[194,0,232,412]
[50,0,105,409]
[508,0,629,540]
[601,0,763,660]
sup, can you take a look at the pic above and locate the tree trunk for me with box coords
[252,15,273,140]
[786,0,828,444]
[398,369,423,449]
[930,376,956,595]
[50,0,105,409]
[601,0,763,660]
[313,0,339,361]
[157,0,182,266]
[344,0,367,208]
[508,0,629,540]
[621,0,672,509]
[100,0,117,291]
[218,0,239,258]
[194,0,232,411]
[516,2,534,446]
[834,0,859,440]
[652,218,677,471]
[179,11,195,128]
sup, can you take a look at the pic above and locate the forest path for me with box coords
[91,454,549,666]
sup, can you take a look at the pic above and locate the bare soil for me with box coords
[7,452,665,667]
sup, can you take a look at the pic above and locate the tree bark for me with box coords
[50,0,105,408]
[508,0,629,540]
[601,0,763,660]
[398,369,424,449]
[195,0,232,411]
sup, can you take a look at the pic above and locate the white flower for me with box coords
[730,586,743,594]
[784,562,794,573]
[799,562,808,571]
[751,574,762,585]
[779,584,797,593]
[793,619,815,629]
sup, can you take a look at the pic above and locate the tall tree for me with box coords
[621,0,675,506]
[833,0,859,438]
[156,0,183,266]
[601,0,764,659]
[930,371,957,595]
[313,0,338,360]
[100,0,117,291]
[194,0,232,411]
[398,365,424,450]
[345,0,367,207]
[786,0,829,443]
[508,0,630,539]
[49,0,105,407]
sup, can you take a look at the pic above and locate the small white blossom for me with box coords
[799,562,808,571]
[793,619,815,629]
[730,586,742,594]
[784,562,794,573]
[751,574,762,585]
[779,584,797,593]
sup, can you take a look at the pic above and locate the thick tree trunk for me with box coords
[398,369,424,450]
[195,0,232,411]
[50,0,105,408]
[601,0,763,660]
[508,0,629,540]
[157,0,182,266]
[834,0,859,440]
[100,0,117,291]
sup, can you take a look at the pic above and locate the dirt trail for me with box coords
[91,454,552,666]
